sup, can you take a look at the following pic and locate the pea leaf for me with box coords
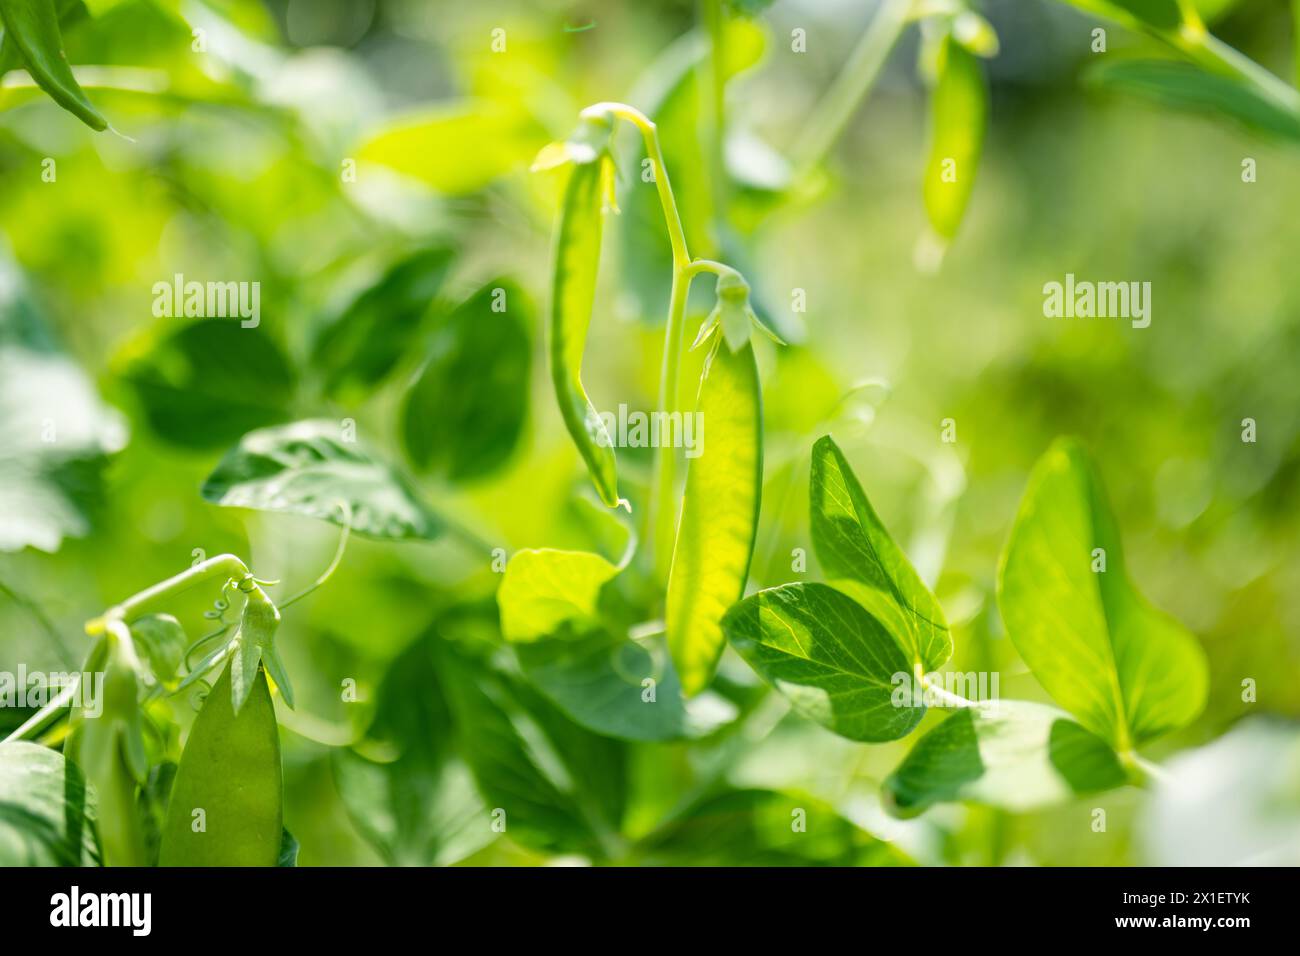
[810,435,951,672]
[923,34,988,241]
[498,548,620,643]
[401,278,531,481]
[201,419,443,541]
[514,630,737,742]
[438,646,619,856]
[636,789,914,866]
[722,582,924,742]
[1086,59,1300,143]
[115,319,294,450]
[883,701,1129,817]
[0,0,107,130]
[276,828,299,867]
[0,256,127,553]
[332,636,495,866]
[311,247,454,401]
[0,741,100,866]
[355,102,547,194]
[997,439,1208,752]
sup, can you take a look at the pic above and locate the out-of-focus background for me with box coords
[1,0,1298,866]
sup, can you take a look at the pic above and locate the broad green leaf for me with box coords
[128,613,186,687]
[514,630,737,742]
[997,439,1208,751]
[1086,59,1300,143]
[666,337,762,696]
[311,247,454,401]
[498,548,619,643]
[922,34,987,241]
[636,789,913,866]
[1054,0,1184,33]
[356,101,547,194]
[114,319,294,450]
[0,0,107,129]
[883,701,1129,817]
[547,152,623,508]
[0,741,99,866]
[201,419,442,541]
[401,278,531,481]
[722,582,924,742]
[810,435,951,672]
[159,663,282,866]
[332,636,495,866]
[438,646,617,856]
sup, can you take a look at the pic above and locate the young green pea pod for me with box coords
[538,116,628,510]
[0,0,107,130]
[921,32,989,246]
[665,317,764,696]
[158,662,283,866]
[65,627,149,866]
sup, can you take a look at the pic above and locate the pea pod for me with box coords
[922,33,987,241]
[66,630,149,866]
[0,0,107,130]
[665,330,763,695]
[548,151,624,509]
[158,663,282,866]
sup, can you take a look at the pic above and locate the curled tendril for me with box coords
[279,501,352,611]
[202,578,237,621]
[188,680,212,711]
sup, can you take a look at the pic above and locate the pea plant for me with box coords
[0,0,1292,869]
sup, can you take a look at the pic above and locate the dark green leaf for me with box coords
[722,582,924,742]
[276,828,299,866]
[115,319,294,450]
[312,247,454,401]
[883,701,1129,817]
[202,419,443,541]
[0,741,100,866]
[401,278,531,481]
[0,0,106,130]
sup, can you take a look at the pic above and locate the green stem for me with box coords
[650,268,693,584]
[1178,25,1300,114]
[919,670,979,709]
[86,553,249,635]
[789,0,913,178]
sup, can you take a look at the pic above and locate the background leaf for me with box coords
[201,419,443,540]
[923,34,988,241]
[400,278,531,481]
[498,548,619,643]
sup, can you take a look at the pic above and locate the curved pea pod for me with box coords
[0,0,107,131]
[159,663,283,866]
[547,151,626,509]
[922,33,987,242]
[666,331,763,695]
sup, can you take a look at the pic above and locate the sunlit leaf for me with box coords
[997,438,1208,752]
[498,548,619,643]
[923,34,987,241]
[810,435,951,672]
[884,701,1129,817]
[201,419,443,540]
[722,582,924,742]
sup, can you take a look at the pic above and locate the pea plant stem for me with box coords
[1180,25,1300,114]
[85,553,250,635]
[789,0,913,179]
